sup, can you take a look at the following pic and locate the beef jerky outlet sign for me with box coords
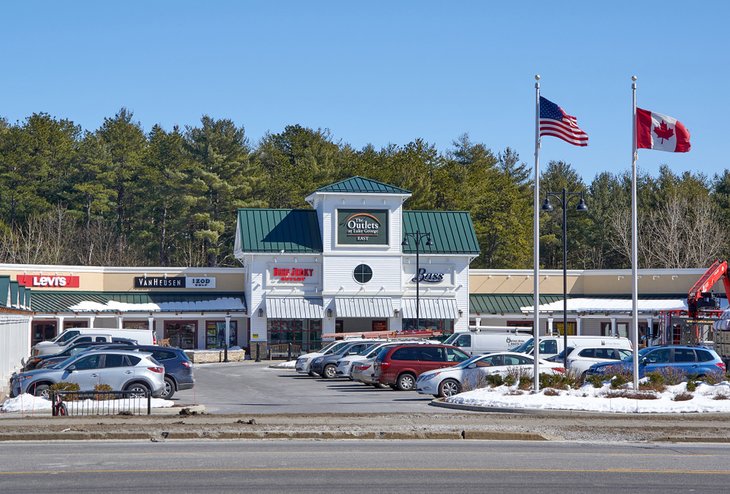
[337,209,388,245]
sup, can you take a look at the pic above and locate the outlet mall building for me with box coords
[0,177,720,354]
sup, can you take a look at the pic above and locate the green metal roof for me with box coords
[402,211,480,255]
[315,176,411,195]
[470,293,688,315]
[0,276,9,307]
[236,209,323,253]
[31,291,247,313]
[470,294,564,314]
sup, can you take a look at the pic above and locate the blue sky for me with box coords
[2,1,727,182]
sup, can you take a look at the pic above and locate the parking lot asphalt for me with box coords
[170,360,453,415]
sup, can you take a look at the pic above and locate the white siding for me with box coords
[0,315,31,396]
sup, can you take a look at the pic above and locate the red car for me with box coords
[372,344,470,391]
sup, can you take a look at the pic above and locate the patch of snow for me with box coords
[0,394,174,414]
[270,360,296,369]
[446,381,730,413]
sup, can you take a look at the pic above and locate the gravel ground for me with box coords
[2,411,730,443]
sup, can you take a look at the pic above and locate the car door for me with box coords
[641,348,671,375]
[64,353,103,391]
[672,348,700,376]
[95,353,136,390]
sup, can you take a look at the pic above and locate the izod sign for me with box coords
[337,209,388,245]
[17,274,80,288]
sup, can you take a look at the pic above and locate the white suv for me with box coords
[567,347,633,376]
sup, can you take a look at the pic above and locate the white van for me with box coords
[443,328,532,356]
[510,335,632,360]
[32,328,156,356]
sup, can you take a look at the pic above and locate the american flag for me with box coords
[539,96,588,147]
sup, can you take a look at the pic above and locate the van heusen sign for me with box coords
[134,277,217,289]
[337,209,388,245]
[17,274,80,288]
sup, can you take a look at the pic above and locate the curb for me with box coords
[0,429,547,442]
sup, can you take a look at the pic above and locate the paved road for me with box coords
[1,439,728,493]
[171,361,453,414]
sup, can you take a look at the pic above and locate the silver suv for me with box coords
[10,350,166,399]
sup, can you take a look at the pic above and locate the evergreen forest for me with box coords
[1,109,728,270]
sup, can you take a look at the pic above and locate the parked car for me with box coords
[9,350,166,398]
[295,340,364,376]
[133,345,194,399]
[310,340,384,378]
[416,352,565,398]
[585,345,726,379]
[510,335,632,360]
[336,340,425,378]
[442,330,531,355]
[22,339,137,371]
[372,344,470,391]
[31,328,155,356]
[562,346,633,376]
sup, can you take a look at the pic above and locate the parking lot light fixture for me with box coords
[402,230,432,331]
[542,188,588,370]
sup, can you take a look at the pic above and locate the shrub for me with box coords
[641,372,667,392]
[543,388,560,396]
[94,384,115,401]
[685,380,697,392]
[658,367,686,386]
[50,382,80,401]
[702,371,725,385]
[503,373,517,386]
[586,375,605,388]
[540,371,580,390]
[485,373,504,387]
[713,393,729,400]
[518,375,532,390]
[610,373,629,389]
[604,390,658,400]
[672,391,694,402]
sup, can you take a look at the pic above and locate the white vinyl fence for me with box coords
[0,315,31,396]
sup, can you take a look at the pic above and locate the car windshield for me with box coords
[510,338,533,354]
[49,355,78,369]
[323,341,349,355]
[442,334,458,345]
[451,355,484,369]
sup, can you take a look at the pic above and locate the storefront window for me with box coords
[164,321,198,349]
[206,320,238,349]
[123,320,149,330]
[32,321,57,346]
[268,319,322,352]
[402,319,454,335]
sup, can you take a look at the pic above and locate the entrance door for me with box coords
[32,322,57,346]
[164,321,198,349]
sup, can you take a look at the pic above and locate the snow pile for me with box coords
[270,360,296,369]
[0,394,174,414]
[446,381,730,413]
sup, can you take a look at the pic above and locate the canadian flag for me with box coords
[636,107,690,153]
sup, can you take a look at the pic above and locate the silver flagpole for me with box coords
[631,76,640,390]
[533,74,541,392]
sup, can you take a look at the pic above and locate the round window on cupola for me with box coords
[353,264,373,284]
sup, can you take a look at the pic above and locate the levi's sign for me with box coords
[337,209,388,245]
[17,274,80,288]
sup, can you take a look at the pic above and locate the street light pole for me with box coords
[402,230,432,331]
[542,188,588,370]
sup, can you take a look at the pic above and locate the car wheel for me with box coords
[125,382,151,398]
[161,376,176,399]
[396,373,416,391]
[322,364,336,379]
[33,383,50,400]
[438,379,461,397]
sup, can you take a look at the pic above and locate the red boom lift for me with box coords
[687,260,730,319]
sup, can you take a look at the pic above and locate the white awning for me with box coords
[335,297,393,318]
[266,297,324,319]
[402,298,459,319]
[519,297,689,314]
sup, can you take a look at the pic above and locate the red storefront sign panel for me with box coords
[17,274,80,288]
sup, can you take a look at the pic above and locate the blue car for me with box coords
[586,345,726,379]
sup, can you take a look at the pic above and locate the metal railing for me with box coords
[50,390,152,416]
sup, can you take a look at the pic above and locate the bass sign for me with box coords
[411,268,444,283]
